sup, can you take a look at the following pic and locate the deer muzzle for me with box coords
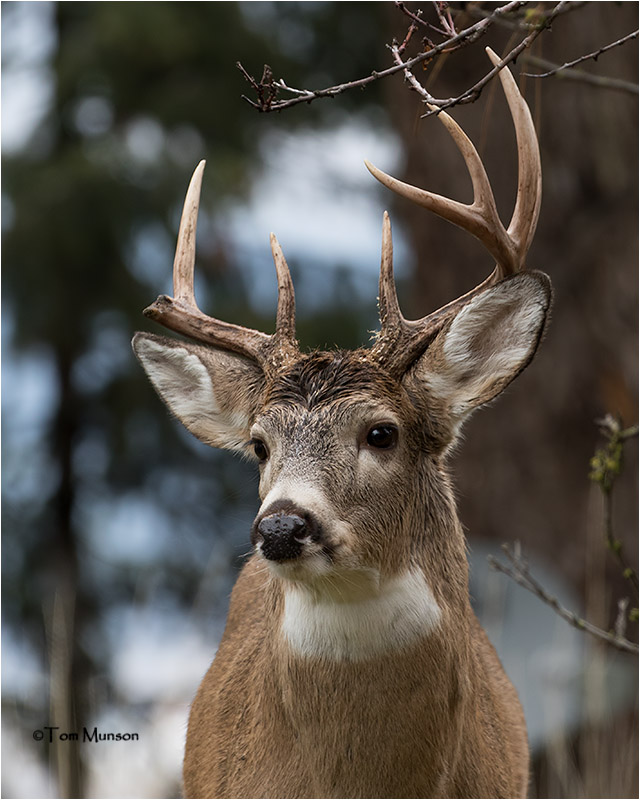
[252,504,321,563]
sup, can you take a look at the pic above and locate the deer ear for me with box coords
[411,273,551,424]
[132,332,265,453]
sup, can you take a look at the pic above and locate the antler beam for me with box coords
[143,160,299,372]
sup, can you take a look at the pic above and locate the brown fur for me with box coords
[185,559,528,799]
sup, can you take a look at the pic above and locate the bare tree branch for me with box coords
[521,54,639,93]
[523,28,639,79]
[488,543,639,655]
[239,1,626,117]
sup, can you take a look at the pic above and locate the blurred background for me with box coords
[2,2,637,798]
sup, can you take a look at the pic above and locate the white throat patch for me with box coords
[281,568,441,662]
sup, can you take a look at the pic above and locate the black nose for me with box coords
[254,512,309,562]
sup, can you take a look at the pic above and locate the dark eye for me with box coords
[251,438,269,462]
[366,425,398,450]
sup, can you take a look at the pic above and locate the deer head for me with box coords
[133,48,550,608]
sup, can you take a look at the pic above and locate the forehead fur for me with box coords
[265,351,401,411]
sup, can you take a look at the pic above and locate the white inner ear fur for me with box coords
[133,336,252,452]
[427,278,548,419]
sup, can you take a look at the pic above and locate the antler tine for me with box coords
[144,163,299,372]
[486,47,542,261]
[270,233,296,347]
[172,159,205,304]
[378,212,403,329]
[370,212,409,363]
[371,211,424,364]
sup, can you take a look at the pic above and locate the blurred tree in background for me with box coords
[2,2,637,798]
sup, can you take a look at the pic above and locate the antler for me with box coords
[366,47,542,375]
[143,160,299,373]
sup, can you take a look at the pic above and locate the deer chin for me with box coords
[260,545,335,583]
[259,530,357,586]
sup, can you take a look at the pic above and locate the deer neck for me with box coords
[269,495,471,665]
[264,555,471,797]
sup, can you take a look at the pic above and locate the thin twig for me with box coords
[523,29,639,78]
[602,487,639,594]
[433,1,457,37]
[271,79,315,99]
[488,543,639,655]
[521,54,639,93]
[236,61,260,93]
[397,21,419,57]
[395,1,442,38]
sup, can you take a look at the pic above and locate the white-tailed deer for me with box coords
[133,49,550,799]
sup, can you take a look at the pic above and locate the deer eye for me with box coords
[251,438,269,462]
[365,425,398,450]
